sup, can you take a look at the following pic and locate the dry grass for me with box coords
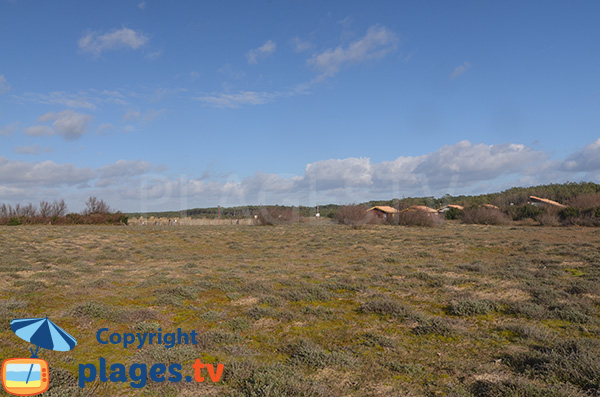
[0,223,599,395]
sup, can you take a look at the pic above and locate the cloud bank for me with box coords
[2,139,599,212]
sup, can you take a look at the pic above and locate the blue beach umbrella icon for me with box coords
[10,317,77,384]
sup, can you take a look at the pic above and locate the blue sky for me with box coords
[1,0,599,212]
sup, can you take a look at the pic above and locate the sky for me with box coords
[0,0,599,212]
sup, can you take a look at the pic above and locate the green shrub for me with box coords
[510,205,544,221]
[448,299,499,316]
[412,316,454,336]
[8,217,22,226]
[285,284,331,302]
[560,206,580,220]
[359,332,395,348]
[504,339,600,393]
[359,297,414,318]
[445,207,463,220]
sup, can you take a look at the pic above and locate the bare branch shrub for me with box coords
[334,204,377,228]
[0,198,125,226]
[21,203,37,218]
[50,199,68,217]
[39,201,52,217]
[83,196,110,215]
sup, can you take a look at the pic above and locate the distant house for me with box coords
[479,204,500,210]
[529,196,567,209]
[438,204,464,213]
[367,206,399,219]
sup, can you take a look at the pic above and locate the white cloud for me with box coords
[138,1,146,10]
[450,61,471,79]
[145,50,162,61]
[195,91,278,108]
[218,64,245,80]
[141,108,166,124]
[150,87,187,102]
[123,109,141,121]
[122,108,165,125]
[291,36,313,53]
[15,89,130,109]
[247,40,276,64]
[35,110,93,140]
[96,159,153,187]
[78,27,149,56]
[17,91,96,110]
[562,138,600,172]
[412,141,544,186]
[0,75,10,94]
[14,144,47,155]
[97,123,114,134]
[307,25,398,78]
[305,157,373,188]
[0,157,96,187]
[23,110,93,140]
[289,141,545,199]
[24,125,54,137]
[99,159,152,179]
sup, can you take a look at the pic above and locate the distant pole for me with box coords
[218,205,221,220]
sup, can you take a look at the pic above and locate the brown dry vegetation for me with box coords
[0,223,599,395]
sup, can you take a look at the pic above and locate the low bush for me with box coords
[537,210,560,226]
[560,206,600,226]
[444,207,463,220]
[448,299,499,316]
[508,204,543,221]
[461,207,512,225]
[504,339,600,393]
[412,316,454,336]
[394,210,443,227]
[359,297,414,318]
[568,193,600,209]
[334,204,377,228]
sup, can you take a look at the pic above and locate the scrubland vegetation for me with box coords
[129,182,600,228]
[0,197,127,226]
[0,222,599,395]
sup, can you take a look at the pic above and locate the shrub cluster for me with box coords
[334,204,378,228]
[461,207,511,225]
[0,197,127,226]
[393,210,443,227]
[559,203,600,226]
